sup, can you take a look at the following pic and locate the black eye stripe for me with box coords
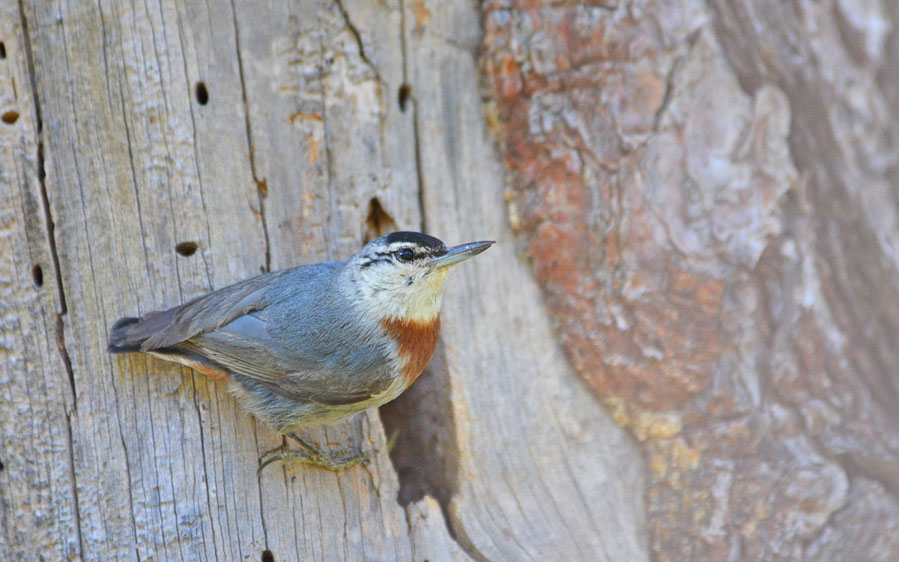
[389,245,447,256]
[360,243,447,268]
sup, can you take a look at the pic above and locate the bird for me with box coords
[108,231,493,471]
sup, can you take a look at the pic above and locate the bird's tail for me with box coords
[107,317,144,353]
[108,315,231,382]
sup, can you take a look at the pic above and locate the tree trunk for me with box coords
[2,0,895,561]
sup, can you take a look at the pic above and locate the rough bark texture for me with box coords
[482,0,899,560]
[1,0,644,560]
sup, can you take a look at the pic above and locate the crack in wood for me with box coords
[63,413,85,558]
[315,25,337,239]
[12,3,83,557]
[16,0,76,407]
[228,3,274,554]
[397,0,428,232]
[250,420,271,553]
[333,0,383,85]
[231,0,271,274]
[380,1,470,555]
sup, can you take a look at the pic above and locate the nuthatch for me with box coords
[108,232,493,470]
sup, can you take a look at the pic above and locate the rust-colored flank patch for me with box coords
[193,362,229,383]
[381,316,441,384]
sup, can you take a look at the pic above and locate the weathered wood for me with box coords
[407,497,472,562]
[231,0,419,557]
[0,3,79,558]
[385,1,647,559]
[19,1,268,558]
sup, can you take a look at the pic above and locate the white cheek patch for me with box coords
[350,264,449,323]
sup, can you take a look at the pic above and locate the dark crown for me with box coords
[383,231,445,251]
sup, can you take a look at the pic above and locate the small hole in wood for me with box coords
[364,197,398,243]
[32,264,43,288]
[0,42,6,59]
[1,110,19,124]
[0,460,4,471]
[261,550,274,562]
[398,83,411,112]
[175,241,198,257]
[195,82,209,105]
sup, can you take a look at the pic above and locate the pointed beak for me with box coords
[430,240,495,269]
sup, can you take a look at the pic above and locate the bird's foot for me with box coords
[257,433,372,473]
[257,448,370,473]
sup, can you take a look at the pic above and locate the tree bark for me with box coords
[482,0,899,560]
[1,0,643,560]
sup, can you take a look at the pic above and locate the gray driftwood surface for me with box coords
[1,0,642,560]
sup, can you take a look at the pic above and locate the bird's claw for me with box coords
[258,432,374,473]
[257,447,372,473]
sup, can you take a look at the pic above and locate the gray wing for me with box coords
[108,268,294,351]
[109,263,392,405]
[181,313,391,406]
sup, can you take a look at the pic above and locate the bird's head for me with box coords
[344,231,493,323]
